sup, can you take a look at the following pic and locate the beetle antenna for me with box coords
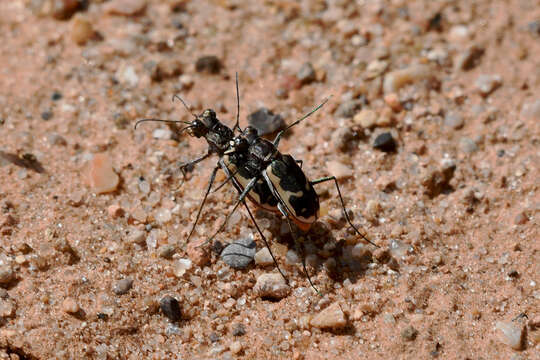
[134,118,191,130]
[284,96,331,133]
[172,94,199,119]
[233,72,241,132]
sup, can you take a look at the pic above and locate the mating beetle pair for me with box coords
[136,74,377,292]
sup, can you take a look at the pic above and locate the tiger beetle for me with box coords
[135,74,378,294]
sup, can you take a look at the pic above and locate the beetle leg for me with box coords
[202,176,261,246]
[186,165,220,243]
[179,151,212,184]
[311,176,379,248]
[278,203,321,295]
[211,167,239,193]
[243,203,289,284]
[295,159,303,168]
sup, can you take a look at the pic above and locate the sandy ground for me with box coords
[0,0,539,359]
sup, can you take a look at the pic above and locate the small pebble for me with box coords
[520,99,540,121]
[383,64,432,93]
[195,55,222,74]
[62,297,80,314]
[51,0,85,20]
[495,321,525,350]
[159,296,182,323]
[229,340,243,355]
[326,160,353,179]
[146,59,183,82]
[113,278,133,295]
[459,137,478,153]
[105,0,147,16]
[51,91,63,101]
[0,298,16,318]
[384,93,402,112]
[285,249,300,265]
[173,258,192,277]
[152,128,173,140]
[310,303,347,330]
[455,46,484,71]
[107,204,124,219]
[254,247,274,266]
[179,74,194,90]
[116,65,139,88]
[127,229,146,245]
[373,132,397,152]
[253,273,291,299]
[331,127,355,152]
[444,112,464,130]
[158,245,176,259]
[221,237,256,269]
[85,154,119,194]
[335,99,363,118]
[514,212,528,225]
[247,108,285,136]
[296,62,316,85]
[155,208,172,223]
[354,109,377,128]
[365,60,388,79]
[47,133,67,146]
[401,325,418,341]
[41,110,53,121]
[0,265,15,286]
[71,15,94,45]
[475,75,502,96]
[232,323,246,336]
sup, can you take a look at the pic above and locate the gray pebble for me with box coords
[221,237,256,269]
[113,277,133,295]
[334,99,364,118]
[459,137,478,153]
[475,74,502,96]
[444,112,464,130]
[297,62,316,84]
[247,108,285,136]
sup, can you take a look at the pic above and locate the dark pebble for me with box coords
[296,62,316,85]
[51,0,87,20]
[232,323,246,336]
[373,132,397,152]
[456,46,484,71]
[113,277,133,295]
[220,237,256,269]
[195,55,222,74]
[247,108,285,136]
[160,295,182,322]
[51,91,63,101]
[507,269,519,278]
[41,110,53,121]
[401,325,418,341]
